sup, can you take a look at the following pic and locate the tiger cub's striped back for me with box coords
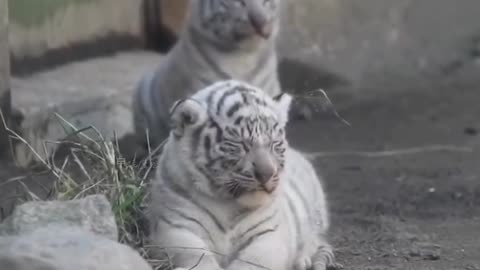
[132,0,283,154]
[148,80,337,270]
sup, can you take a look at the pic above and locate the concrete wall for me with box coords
[9,0,145,75]
[156,0,480,89]
[279,0,480,88]
[6,0,480,86]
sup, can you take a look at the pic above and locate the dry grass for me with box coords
[1,111,167,269]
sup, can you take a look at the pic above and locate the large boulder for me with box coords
[0,194,118,241]
[0,226,152,270]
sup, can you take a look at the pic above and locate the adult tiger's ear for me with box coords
[169,98,208,137]
[272,92,293,125]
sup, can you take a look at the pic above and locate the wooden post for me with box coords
[160,0,189,34]
[0,0,11,157]
[143,0,190,52]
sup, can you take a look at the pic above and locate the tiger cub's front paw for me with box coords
[294,255,313,270]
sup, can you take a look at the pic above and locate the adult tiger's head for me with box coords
[167,80,291,208]
[188,0,281,51]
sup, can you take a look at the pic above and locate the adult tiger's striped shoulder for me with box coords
[131,0,283,155]
[147,80,338,270]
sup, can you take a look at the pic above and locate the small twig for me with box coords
[0,175,29,187]
[139,139,166,181]
[17,181,42,201]
[306,145,474,159]
[57,155,70,180]
[146,129,152,164]
[73,178,107,200]
[54,114,91,140]
[145,245,271,270]
[0,109,51,170]
[308,89,351,126]
[292,88,351,126]
[71,149,92,182]
[189,253,206,270]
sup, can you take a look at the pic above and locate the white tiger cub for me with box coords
[132,0,283,153]
[148,80,338,270]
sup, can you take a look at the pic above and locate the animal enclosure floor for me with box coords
[286,66,480,269]
[1,57,480,269]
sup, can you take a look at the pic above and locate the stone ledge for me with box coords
[10,51,162,167]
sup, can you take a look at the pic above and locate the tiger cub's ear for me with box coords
[169,98,208,137]
[272,92,293,125]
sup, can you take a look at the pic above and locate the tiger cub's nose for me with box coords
[253,163,276,184]
[248,11,273,38]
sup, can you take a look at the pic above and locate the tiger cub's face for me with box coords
[189,0,281,50]
[169,81,291,207]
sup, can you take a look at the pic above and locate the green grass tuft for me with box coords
[1,111,166,269]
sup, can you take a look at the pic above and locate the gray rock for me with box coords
[0,254,62,270]
[0,194,118,241]
[0,226,152,270]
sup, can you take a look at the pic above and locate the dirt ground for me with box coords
[1,60,480,269]
[286,65,480,270]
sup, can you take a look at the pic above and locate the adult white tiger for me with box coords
[133,0,286,153]
[148,80,338,270]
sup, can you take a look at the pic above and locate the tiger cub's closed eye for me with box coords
[263,0,274,7]
[219,140,248,154]
[271,140,285,154]
[233,0,245,7]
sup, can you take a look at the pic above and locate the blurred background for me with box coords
[0,0,480,269]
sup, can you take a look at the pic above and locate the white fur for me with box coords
[149,147,334,270]
[132,0,282,151]
[147,81,336,270]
